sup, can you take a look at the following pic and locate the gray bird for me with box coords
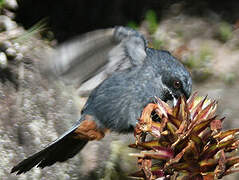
[11,26,192,174]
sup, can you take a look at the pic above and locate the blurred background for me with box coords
[0,0,239,179]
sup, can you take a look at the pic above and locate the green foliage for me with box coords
[184,46,213,69]
[0,0,5,9]
[145,10,158,34]
[218,22,233,42]
[152,38,165,50]
[183,46,213,82]
[127,21,138,30]
[14,18,47,43]
[184,54,197,68]
[127,10,163,50]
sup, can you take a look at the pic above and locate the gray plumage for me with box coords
[83,48,192,132]
[11,26,192,175]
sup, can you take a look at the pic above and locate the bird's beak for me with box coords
[167,90,178,107]
[173,96,178,106]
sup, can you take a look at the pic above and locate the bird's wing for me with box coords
[41,26,147,95]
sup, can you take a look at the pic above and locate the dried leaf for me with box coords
[191,96,208,120]
[214,150,226,179]
[187,92,198,110]
[213,129,239,141]
[190,116,216,136]
[199,158,218,173]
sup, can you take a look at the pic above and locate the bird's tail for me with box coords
[11,116,106,175]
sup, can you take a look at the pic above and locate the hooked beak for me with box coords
[167,90,178,106]
[168,90,189,107]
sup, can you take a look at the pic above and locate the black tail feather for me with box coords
[11,125,88,175]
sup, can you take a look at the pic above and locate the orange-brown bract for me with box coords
[129,92,239,180]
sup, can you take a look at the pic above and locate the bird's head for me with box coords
[149,49,192,103]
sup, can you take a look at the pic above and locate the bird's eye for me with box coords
[173,80,181,89]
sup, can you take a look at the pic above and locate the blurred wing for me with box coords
[106,26,147,75]
[42,26,147,94]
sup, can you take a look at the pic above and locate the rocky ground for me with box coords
[1,1,239,180]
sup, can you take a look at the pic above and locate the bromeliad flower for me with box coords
[129,92,239,180]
